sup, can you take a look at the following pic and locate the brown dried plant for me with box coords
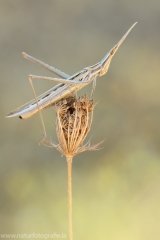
[42,94,101,155]
[41,94,102,240]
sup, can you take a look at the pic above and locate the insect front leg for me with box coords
[91,77,97,97]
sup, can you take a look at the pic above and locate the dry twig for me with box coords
[41,94,103,240]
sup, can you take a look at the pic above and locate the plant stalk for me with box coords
[67,156,73,240]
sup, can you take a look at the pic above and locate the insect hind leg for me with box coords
[28,76,47,143]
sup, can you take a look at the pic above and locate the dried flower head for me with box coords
[42,94,102,157]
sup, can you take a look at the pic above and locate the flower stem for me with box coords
[67,156,73,240]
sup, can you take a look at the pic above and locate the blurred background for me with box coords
[1,1,160,239]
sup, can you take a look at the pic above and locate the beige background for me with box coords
[1,1,160,239]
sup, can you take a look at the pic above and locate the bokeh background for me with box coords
[1,1,160,239]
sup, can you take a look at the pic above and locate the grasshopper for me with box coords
[6,23,137,140]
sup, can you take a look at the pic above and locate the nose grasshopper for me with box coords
[6,23,137,141]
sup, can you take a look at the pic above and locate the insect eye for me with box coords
[110,50,114,55]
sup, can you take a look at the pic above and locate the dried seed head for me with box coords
[42,95,102,157]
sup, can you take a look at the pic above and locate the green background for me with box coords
[1,1,160,239]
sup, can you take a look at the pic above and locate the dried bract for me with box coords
[42,95,102,157]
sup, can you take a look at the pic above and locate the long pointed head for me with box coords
[99,22,137,76]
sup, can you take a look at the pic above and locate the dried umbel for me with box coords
[42,95,101,157]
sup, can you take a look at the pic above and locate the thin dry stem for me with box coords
[40,94,103,240]
[67,156,73,240]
